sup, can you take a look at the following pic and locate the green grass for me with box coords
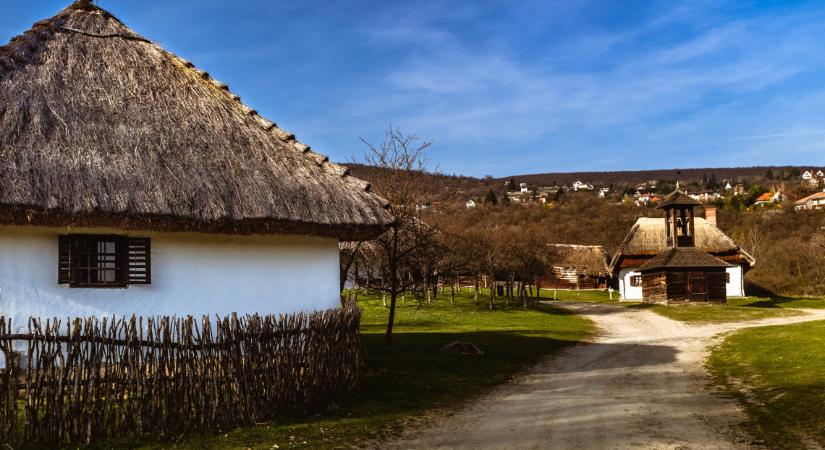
[708,320,825,449]
[108,289,592,450]
[637,296,825,324]
[540,289,825,323]
[539,288,616,303]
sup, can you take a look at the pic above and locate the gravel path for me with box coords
[377,302,825,450]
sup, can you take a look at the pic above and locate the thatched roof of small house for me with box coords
[609,217,755,272]
[546,244,609,276]
[637,247,732,272]
[0,1,393,240]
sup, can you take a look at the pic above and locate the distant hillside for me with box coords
[506,166,808,187]
[344,163,816,202]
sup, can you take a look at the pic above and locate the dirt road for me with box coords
[379,302,825,450]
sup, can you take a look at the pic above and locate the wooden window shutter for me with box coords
[127,237,151,284]
[58,235,72,284]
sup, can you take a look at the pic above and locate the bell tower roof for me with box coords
[657,190,700,209]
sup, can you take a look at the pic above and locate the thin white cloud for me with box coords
[732,129,825,141]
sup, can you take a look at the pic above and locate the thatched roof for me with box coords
[637,247,732,272]
[546,244,609,275]
[609,217,755,272]
[0,1,393,240]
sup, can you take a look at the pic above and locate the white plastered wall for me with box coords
[726,265,745,297]
[0,225,341,333]
[618,268,643,300]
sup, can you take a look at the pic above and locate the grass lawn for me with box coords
[635,296,825,324]
[541,288,825,323]
[109,289,592,450]
[539,288,615,303]
[708,320,825,449]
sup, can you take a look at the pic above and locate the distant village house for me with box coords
[795,191,825,210]
[572,181,594,191]
[540,244,611,289]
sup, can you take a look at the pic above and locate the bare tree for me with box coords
[359,127,434,344]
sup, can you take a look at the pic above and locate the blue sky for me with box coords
[3,1,825,177]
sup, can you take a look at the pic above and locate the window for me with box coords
[630,275,642,287]
[726,272,730,284]
[58,235,151,288]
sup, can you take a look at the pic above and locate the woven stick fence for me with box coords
[0,305,361,446]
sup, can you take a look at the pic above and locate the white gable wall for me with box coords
[0,225,340,332]
[726,265,744,297]
[618,264,747,300]
[618,268,643,300]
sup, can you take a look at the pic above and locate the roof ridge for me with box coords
[0,2,128,79]
[608,221,641,271]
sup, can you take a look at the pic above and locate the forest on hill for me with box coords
[348,163,816,203]
[346,161,825,297]
[509,166,806,187]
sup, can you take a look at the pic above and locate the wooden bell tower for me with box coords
[660,191,700,248]
[637,190,730,304]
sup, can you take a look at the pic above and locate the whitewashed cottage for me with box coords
[0,1,393,326]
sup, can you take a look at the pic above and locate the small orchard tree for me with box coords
[358,127,435,344]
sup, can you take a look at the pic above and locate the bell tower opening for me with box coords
[659,191,700,248]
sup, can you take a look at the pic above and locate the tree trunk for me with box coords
[508,276,515,305]
[451,283,455,305]
[489,272,495,310]
[474,277,480,305]
[523,283,528,308]
[386,290,397,344]
[385,226,400,345]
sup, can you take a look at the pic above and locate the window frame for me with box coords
[58,234,151,289]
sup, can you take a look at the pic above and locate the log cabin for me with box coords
[540,244,610,289]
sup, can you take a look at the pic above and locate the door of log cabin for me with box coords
[689,272,707,301]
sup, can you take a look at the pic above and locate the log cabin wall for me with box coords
[665,272,690,302]
[538,267,605,289]
[641,272,668,303]
[705,270,727,302]
[642,269,726,304]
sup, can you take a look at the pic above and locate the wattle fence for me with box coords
[0,305,361,446]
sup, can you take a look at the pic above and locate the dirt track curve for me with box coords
[377,302,825,450]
